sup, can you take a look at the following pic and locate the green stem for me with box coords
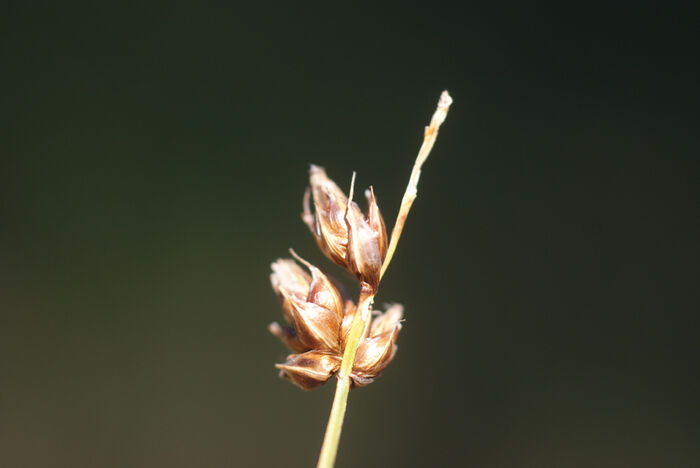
[316,291,374,468]
[316,375,350,468]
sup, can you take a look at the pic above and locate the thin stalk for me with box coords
[316,377,349,468]
[380,90,453,280]
[317,292,374,468]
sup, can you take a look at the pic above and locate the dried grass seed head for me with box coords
[270,257,344,353]
[275,351,342,391]
[350,304,403,387]
[303,165,388,291]
[272,300,404,390]
[269,259,404,390]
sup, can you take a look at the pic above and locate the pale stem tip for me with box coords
[348,171,357,204]
[438,90,453,109]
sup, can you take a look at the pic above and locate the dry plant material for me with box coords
[268,91,452,468]
[270,252,402,388]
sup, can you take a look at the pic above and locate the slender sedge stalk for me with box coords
[380,90,453,280]
[316,292,373,468]
[316,91,452,468]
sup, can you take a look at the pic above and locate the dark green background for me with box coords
[2,3,698,467]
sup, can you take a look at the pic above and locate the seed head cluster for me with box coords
[269,166,402,389]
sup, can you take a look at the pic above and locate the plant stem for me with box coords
[316,291,374,468]
[316,375,349,468]
[380,90,453,280]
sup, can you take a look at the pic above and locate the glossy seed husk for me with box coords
[270,259,402,390]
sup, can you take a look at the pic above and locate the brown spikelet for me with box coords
[350,304,403,387]
[270,254,404,390]
[303,166,388,291]
[276,351,342,391]
[270,257,344,353]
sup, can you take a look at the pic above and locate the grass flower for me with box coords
[269,91,452,468]
[303,165,388,291]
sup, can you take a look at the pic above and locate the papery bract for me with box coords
[303,166,388,291]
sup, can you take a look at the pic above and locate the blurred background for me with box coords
[1,2,698,467]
